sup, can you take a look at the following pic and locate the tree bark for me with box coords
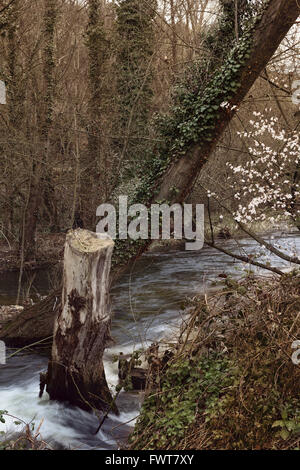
[0,287,60,348]
[45,229,116,413]
[22,0,57,261]
[83,0,106,228]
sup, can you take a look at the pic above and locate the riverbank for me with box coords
[0,305,24,334]
[0,233,65,273]
[129,272,300,450]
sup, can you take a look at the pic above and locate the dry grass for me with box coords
[0,418,52,450]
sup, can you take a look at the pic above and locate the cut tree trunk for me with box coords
[46,229,117,413]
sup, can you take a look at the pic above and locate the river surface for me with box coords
[0,231,299,449]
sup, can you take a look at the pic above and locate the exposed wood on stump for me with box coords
[46,229,117,413]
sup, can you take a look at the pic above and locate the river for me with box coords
[0,231,299,449]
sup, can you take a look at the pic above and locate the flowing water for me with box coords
[0,231,299,449]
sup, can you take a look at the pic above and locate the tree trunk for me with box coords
[22,0,57,261]
[46,229,116,413]
[22,170,40,261]
[83,0,106,228]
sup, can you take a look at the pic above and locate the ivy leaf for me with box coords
[280,429,290,440]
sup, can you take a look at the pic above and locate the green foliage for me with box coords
[42,0,58,134]
[114,0,156,173]
[85,0,109,111]
[0,410,7,424]
[272,406,300,441]
[130,355,238,449]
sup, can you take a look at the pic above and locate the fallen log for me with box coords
[0,290,60,348]
[45,229,117,413]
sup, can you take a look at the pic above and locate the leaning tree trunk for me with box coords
[46,229,117,413]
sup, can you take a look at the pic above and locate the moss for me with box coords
[114,0,156,175]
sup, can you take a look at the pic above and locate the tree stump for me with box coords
[46,229,117,413]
